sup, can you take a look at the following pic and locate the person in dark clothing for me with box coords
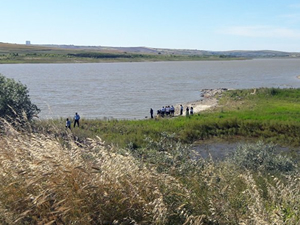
[150,108,153,118]
[74,112,80,127]
[190,106,194,115]
[161,106,165,117]
[66,118,71,129]
[186,107,189,117]
[180,105,183,115]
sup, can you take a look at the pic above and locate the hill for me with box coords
[1,42,300,64]
[40,43,300,58]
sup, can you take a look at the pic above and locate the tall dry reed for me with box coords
[0,120,190,224]
[1,119,300,224]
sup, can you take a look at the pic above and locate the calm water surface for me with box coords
[1,59,300,119]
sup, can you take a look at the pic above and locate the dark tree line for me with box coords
[68,52,133,59]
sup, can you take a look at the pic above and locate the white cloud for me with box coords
[220,26,300,39]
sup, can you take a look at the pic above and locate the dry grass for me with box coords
[0,119,300,224]
[0,121,190,224]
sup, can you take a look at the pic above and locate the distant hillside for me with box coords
[1,42,300,64]
[39,44,300,58]
[0,42,56,53]
[211,50,299,58]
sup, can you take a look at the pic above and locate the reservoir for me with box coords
[0,59,300,119]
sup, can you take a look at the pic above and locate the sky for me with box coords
[2,0,300,52]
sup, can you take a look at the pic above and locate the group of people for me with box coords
[65,112,80,129]
[67,106,194,127]
[179,104,194,116]
[150,104,194,118]
[155,105,175,118]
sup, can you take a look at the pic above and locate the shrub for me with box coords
[0,74,40,122]
[229,141,295,172]
[137,132,204,175]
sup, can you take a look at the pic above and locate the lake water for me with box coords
[1,59,300,119]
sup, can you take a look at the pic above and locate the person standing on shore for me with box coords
[66,118,71,129]
[161,106,165,117]
[180,105,183,115]
[186,107,189,117]
[150,108,153,119]
[170,105,174,117]
[74,112,80,127]
[166,106,170,116]
[190,107,194,115]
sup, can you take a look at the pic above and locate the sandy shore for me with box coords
[174,88,228,116]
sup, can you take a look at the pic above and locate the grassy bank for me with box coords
[36,88,300,149]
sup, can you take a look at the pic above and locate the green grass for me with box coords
[35,88,300,149]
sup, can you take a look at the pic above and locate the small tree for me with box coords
[0,74,40,122]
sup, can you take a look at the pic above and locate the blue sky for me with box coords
[2,0,300,51]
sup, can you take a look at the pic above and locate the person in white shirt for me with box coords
[170,105,175,116]
[166,106,170,116]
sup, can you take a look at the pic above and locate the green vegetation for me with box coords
[0,74,40,123]
[1,87,300,224]
[37,88,300,149]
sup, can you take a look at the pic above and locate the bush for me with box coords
[229,141,295,172]
[0,74,40,122]
[135,132,203,175]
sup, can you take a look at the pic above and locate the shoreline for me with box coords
[174,88,228,116]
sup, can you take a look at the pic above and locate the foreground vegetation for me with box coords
[1,87,300,224]
[0,118,299,224]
